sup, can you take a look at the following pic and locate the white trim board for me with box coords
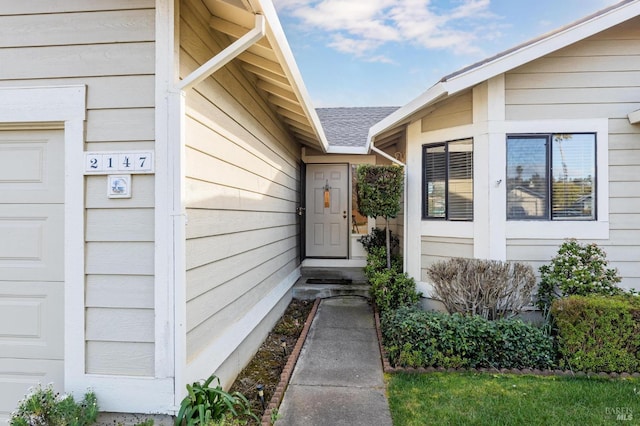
[0,85,87,403]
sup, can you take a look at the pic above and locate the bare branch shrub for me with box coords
[426,258,536,319]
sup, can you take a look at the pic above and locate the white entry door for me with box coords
[0,130,65,420]
[305,164,349,258]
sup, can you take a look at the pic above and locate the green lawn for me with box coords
[386,372,640,425]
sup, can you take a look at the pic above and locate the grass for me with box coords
[387,372,640,425]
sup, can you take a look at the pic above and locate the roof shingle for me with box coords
[316,107,399,148]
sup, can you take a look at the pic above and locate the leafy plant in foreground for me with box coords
[9,383,98,426]
[537,239,625,330]
[176,374,257,426]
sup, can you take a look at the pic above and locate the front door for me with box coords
[0,130,65,420]
[305,164,349,258]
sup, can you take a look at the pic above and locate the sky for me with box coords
[271,0,623,107]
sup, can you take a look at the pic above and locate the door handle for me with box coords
[343,210,347,219]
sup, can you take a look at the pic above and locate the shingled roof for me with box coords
[316,107,399,148]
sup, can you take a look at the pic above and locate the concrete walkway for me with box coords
[276,297,393,426]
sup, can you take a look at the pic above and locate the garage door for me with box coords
[0,130,65,420]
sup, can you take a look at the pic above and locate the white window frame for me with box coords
[503,119,609,240]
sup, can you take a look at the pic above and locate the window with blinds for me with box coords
[423,139,473,221]
[506,133,595,220]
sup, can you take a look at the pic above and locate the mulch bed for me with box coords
[228,298,320,425]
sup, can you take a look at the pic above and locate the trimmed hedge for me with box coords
[381,306,554,369]
[552,295,640,373]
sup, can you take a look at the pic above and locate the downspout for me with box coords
[370,145,408,273]
[178,13,265,91]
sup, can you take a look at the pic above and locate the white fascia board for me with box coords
[446,0,640,94]
[446,1,640,94]
[366,82,448,150]
[367,0,640,150]
[629,109,640,124]
[256,0,330,152]
[325,145,369,155]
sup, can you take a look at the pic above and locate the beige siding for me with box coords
[0,3,156,376]
[421,236,474,282]
[504,17,640,290]
[506,238,639,291]
[421,90,472,133]
[181,0,301,381]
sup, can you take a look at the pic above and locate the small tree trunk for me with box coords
[385,217,391,270]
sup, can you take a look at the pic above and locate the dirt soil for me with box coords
[228,299,314,423]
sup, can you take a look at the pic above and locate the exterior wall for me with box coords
[0,1,156,377]
[421,91,473,132]
[180,0,302,388]
[405,89,475,294]
[420,237,474,282]
[504,16,640,290]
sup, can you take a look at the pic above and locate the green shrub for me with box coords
[358,227,399,255]
[426,257,536,320]
[537,240,623,316]
[10,384,98,426]
[369,269,421,313]
[364,246,402,280]
[551,295,640,372]
[381,306,554,370]
[176,374,257,426]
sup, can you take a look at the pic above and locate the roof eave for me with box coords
[366,82,448,150]
[367,0,640,148]
[255,0,330,153]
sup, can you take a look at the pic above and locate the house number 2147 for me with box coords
[84,151,154,174]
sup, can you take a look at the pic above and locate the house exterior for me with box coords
[368,0,640,304]
[0,0,389,419]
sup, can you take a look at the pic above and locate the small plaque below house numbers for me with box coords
[85,151,154,174]
[108,175,132,198]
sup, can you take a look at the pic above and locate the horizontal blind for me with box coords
[448,139,473,220]
[506,136,549,219]
[424,144,446,218]
[551,133,595,220]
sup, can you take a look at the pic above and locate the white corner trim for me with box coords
[628,108,640,124]
[184,267,300,388]
[155,0,182,411]
[0,85,87,404]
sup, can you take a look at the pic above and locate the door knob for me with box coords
[343,210,347,219]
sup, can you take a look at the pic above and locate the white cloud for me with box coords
[273,0,501,59]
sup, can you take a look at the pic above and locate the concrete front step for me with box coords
[292,281,371,300]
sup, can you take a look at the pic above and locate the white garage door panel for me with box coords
[0,205,64,281]
[0,131,64,204]
[0,129,65,415]
[0,359,64,421]
[0,281,64,359]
